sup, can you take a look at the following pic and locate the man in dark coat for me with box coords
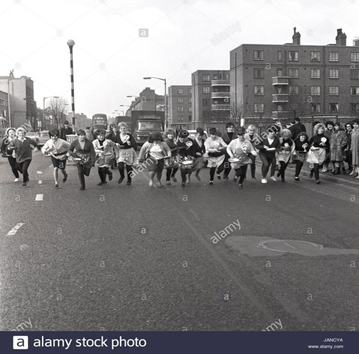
[60,120,74,140]
[295,117,306,133]
[288,121,302,141]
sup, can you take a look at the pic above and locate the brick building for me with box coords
[230,28,359,130]
[168,85,192,130]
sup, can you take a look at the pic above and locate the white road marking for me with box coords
[38,180,42,184]
[6,223,25,236]
[37,171,43,174]
[284,242,296,249]
[35,194,43,201]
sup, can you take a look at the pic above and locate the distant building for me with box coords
[168,85,192,130]
[66,112,90,130]
[0,74,36,129]
[191,70,230,132]
[129,87,164,113]
[0,90,8,119]
[230,28,359,129]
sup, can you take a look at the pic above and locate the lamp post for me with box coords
[120,104,131,116]
[67,39,76,128]
[143,77,167,130]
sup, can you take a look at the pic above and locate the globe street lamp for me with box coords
[67,39,76,128]
[143,77,167,130]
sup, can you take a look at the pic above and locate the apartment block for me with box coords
[191,70,230,130]
[168,85,192,129]
[230,28,359,126]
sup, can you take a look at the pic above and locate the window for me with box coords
[350,69,359,79]
[177,106,184,112]
[288,68,299,78]
[329,86,339,95]
[311,86,321,95]
[329,69,339,79]
[177,97,184,103]
[329,52,339,62]
[311,51,321,61]
[254,68,264,79]
[350,53,359,62]
[311,68,321,78]
[351,103,359,113]
[277,51,282,61]
[289,85,299,95]
[189,115,192,122]
[189,106,192,112]
[203,99,210,106]
[177,88,184,94]
[189,97,192,103]
[202,74,211,82]
[288,51,299,61]
[254,85,264,95]
[277,68,283,76]
[202,86,210,94]
[189,88,192,94]
[178,115,184,121]
[254,103,264,112]
[225,74,229,80]
[0,98,5,105]
[213,74,218,80]
[329,103,339,113]
[350,86,359,95]
[311,103,321,113]
[254,50,264,61]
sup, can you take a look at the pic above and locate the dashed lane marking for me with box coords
[38,180,42,185]
[37,171,43,174]
[6,223,25,236]
[35,194,43,201]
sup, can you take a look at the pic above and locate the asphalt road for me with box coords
[0,151,358,331]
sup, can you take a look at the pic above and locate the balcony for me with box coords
[211,80,230,86]
[212,92,230,98]
[272,111,290,119]
[212,104,230,110]
[272,76,290,86]
[272,94,289,103]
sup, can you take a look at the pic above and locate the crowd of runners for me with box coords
[1,118,359,190]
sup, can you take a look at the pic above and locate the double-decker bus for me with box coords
[92,113,108,131]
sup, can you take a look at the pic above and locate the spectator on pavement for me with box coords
[344,123,353,174]
[60,120,73,140]
[292,132,309,181]
[288,120,301,141]
[295,117,307,133]
[330,122,347,175]
[350,119,359,178]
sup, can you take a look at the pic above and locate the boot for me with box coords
[333,167,340,175]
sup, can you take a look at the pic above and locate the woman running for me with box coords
[8,127,38,186]
[93,130,115,185]
[1,128,20,182]
[276,129,295,183]
[227,127,257,189]
[115,122,137,185]
[164,129,179,185]
[192,127,206,181]
[244,125,260,180]
[256,127,281,184]
[204,127,227,185]
[67,129,96,190]
[41,129,70,188]
[292,132,309,181]
[138,132,171,188]
[307,123,329,184]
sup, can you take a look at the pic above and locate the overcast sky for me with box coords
[1,0,358,118]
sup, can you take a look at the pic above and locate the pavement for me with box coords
[0,151,358,331]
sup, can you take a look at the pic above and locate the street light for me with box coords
[67,39,76,128]
[143,77,167,130]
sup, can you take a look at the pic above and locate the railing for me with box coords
[272,76,290,85]
[272,94,289,102]
[211,92,230,98]
[212,104,230,110]
[211,80,230,86]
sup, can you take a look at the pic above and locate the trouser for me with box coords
[294,160,304,177]
[248,155,256,178]
[234,165,248,184]
[223,153,231,177]
[17,159,31,182]
[118,162,133,181]
[8,156,19,178]
[346,150,352,170]
[278,161,289,180]
[166,168,178,181]
[76,164,91,187]
[259,153,276,178]
[98,167,111,182]
[311,163,321,181]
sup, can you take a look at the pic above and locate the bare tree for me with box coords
[47,97,69,128]
[287,86,311,119]
[230,100,244,127]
